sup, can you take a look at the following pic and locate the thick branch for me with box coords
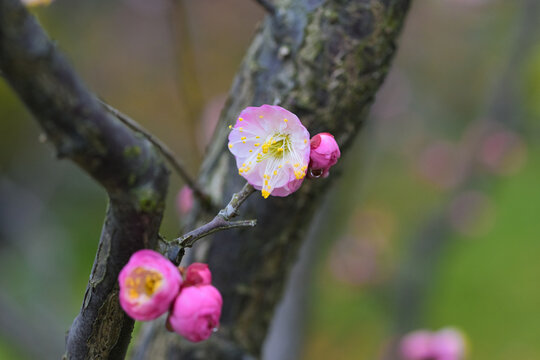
[100,99,213,209]
[254,0,276,14]
[0,1,169,359]
[135,0,411,359]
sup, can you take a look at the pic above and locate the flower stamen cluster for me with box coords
[228,105,310,198]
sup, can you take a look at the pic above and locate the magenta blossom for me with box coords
[309,132,340,178]
[168,285,223,342]
[176,185,194,216]
[400,328,466,360]
[183,263,212,287]
[118,250,182,321]
[228,105,310,198]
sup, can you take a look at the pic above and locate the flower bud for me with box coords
[118,250,182,321]
[168,285,223,342]
[309,132,340,178]
[183,263,212,287]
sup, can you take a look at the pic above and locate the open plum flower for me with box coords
[228,105,310,198]
[118,250,182,321]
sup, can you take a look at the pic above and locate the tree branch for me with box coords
[99,99,214,209]
[0,0,169,358]
[254,0,276,15]
[134,1,411,358]
[163,183,256,264]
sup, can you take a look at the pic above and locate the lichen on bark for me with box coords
[133,1,410,359]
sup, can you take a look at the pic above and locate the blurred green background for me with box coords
[1,0,539,359]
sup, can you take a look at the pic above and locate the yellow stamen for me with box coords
[239,117,244,121]
[262,190,270,198]
[273,170,278,175]
[241,136,246,140]
[259,115,263,119]
[254,143,260,147]
[229,125,232,129]
[229,144,233,148]
[284,118,288,122]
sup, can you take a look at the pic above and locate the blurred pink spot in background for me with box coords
[416,140,466,190]
[400,328,467,360]
[400,330,434,360]
[328,209,394,286]
[197,95,227,152]
[176,186,194,216]
[478,129,527,176]
[448,190,495,237]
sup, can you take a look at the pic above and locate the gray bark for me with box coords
[0,1,169,358]
[134,0,411,359]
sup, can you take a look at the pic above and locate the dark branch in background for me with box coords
[100,100,214,209]
[383,1,540,358]
[163,183,256,264]
[254,0,276,14]
[134,1,412,359]
[169,0,206,163]
[0,0,169,359]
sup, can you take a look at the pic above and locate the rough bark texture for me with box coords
[134,0,411,359]
[0,1,169,359]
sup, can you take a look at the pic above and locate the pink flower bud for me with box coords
[168,285,223,342]
[118,250,182,321]
[176,186,194,216]
[400,330,434,360]
[309,132,341,178]
[184,263,212,287]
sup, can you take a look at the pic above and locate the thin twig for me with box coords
[165,182,256,264]
[99,99,214,209]
[254,0,276,14]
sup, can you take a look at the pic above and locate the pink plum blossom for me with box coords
[168,285,223,342]
[183,263,212,287]
[228,105,310,199]
[118,250,182,321]
[400,328,466,360]
[176,186,194,216]
[309,132,341,178]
